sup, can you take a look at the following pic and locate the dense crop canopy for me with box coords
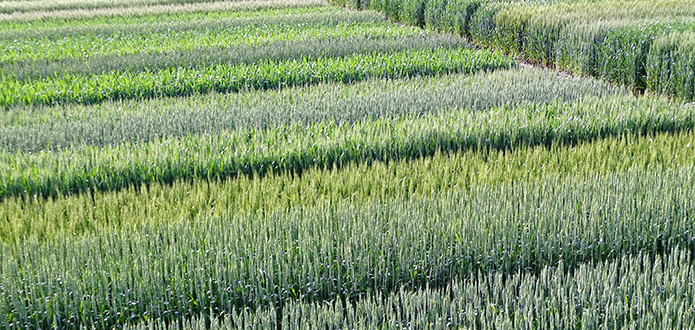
[361,0,695,100]
[2,0,694,328]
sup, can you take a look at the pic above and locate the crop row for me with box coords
[123,248,695,329]
[0,129,693,244]
[4,33,464,82]
[1,69,629,151]
[0,9,389,63]
[0,0,327,24]
[5,32,462,82]
[0,4,332,34]
[2,165,694,329]
[353,0,695,100]
[0,0,267,15]
[0,46,508,108]
[489,2,695,98]
[0,90,686,192]
[0,94,691,200]
[647,31,695,101]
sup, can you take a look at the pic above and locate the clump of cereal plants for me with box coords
[125,248,694,330]
[647,31,695,101]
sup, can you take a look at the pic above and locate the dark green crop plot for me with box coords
[647,31,695,101]
[0,47,512,107]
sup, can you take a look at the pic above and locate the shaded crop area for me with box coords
[1,0,694,329]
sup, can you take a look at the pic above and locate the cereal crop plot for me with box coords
[1,0,694,329]
[360,0,695,100]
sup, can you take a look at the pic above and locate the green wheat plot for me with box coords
[1,0,694,328]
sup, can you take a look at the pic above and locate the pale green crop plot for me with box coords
[122,248,695,329]
[1,0,694,328]
[0,0,328,23]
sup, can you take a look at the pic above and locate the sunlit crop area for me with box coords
[360,0,695,101]
[1,0,694,329]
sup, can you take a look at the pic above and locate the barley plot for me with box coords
[0,0,694,328]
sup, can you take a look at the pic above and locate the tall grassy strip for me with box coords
[490,0,695,60]
[0,47,510,107]
[0,69,630,151]
[4,34,466,82]
[594,21,695,91]
[1,166,694,329]
[647,31,695,101]
[554,18,649,77]
[471,0,695,98]
[0,130,693,244]
[123,248,695,329]
[0,96,691,200]
[360,0,695,99]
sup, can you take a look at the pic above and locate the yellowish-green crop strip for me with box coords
[0,95,689,201]
[2,164,694,329]
[1,130,693,244]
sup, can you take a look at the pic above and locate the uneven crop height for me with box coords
[1,0,694,328]
[358,0,695,100]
